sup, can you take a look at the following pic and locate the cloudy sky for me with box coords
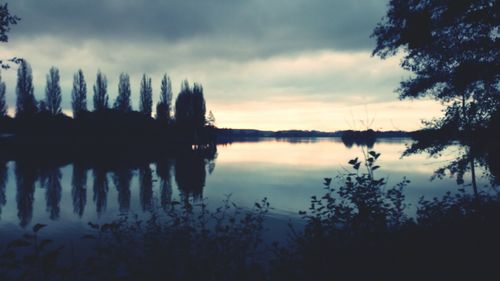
[1,0,442,131]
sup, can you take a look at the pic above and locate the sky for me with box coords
[0,0,443,131]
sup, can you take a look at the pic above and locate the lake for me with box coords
[0,137,490,240]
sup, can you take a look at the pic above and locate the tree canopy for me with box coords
[15,60,37,118]
[0,72,6,117]
[114,73,132,112]
[156,74,173,123]
[93,71,108,111]
[372,0,499,134]
[0,3,20,69]
[72,69,87,118]
[139,74,153,117]
[175,80,207,128]
[206,111,216,127]
[45,67,62,116]
[373,0,500,190]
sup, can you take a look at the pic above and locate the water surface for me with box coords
[0,138,488,239]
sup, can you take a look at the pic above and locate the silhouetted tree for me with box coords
[93,71,109,111]
[93,168,108,217]
[38,100,47,113]
[174,80,192,126]
[0,72,6,117]
[372,0,499,134]
[174,80,207,128]
[139,74,153,116]
[15,60,37,118]
[71,163,87,217]
[192,83,206,128]
[206,110,216,127]
[372,0,499,193]
[156,74,172,122]
[71,69,87,118]
[45,66,62,116]
[112,167,132,213]
[114,73,132,112]
[139,164,153,211]
[0,3,20,69]
[15,162,36,228]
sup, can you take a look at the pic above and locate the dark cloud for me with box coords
[8,0,387,57]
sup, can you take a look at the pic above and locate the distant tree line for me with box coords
[0,59,215,129]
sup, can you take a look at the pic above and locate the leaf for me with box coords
[372,166,380,171]
[32,223,47,233]
[348,158,358,165]
[323,178,332,186]
[353,163,361,170]
[369,151,381,159]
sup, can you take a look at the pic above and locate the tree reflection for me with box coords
[486,147,500,186]
[40,166,62,220]
[15,162,36,228]
[156,159,173,210]
[339,130,376,149]
[0,162,7,218]
[175,152,207,201]
[405,131,499,199]
[139,164,153,212]
[112,166,132,213]
[2,145,217,224]
[93,168,108,217]
[207,157,216,175]
[72,163,87,217]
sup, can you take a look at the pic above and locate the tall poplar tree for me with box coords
[139,74,152,116]
[114,73,132,112]
[45,67,62,116]
[71,69,87,118]
[0,73,6,117]
[15,60,37,118]
[93,70,108,111]
[156,74,172,122]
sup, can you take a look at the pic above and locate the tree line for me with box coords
[0,59,215,128]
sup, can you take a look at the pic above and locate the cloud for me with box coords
[1,36,406,107]
[8,0,387,58]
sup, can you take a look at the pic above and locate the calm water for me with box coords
[0,138,489,239]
